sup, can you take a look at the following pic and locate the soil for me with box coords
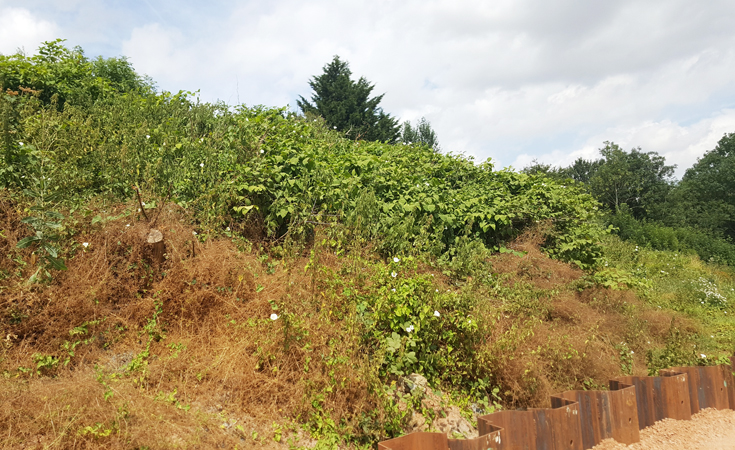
[593,408,735,450]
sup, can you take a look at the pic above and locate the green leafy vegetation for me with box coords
[526,139,735,267]
[1,40,734,449]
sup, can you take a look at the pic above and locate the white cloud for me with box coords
[0,7,58,55]
[7,0,735,174]
[121,24,189,84]
[511,110,735,178]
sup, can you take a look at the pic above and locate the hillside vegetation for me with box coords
[1,41,734,449]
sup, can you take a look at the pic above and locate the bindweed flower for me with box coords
[200,162,204,167]
[406,325,414,333]
[391,288,396,292]
[18,142,23,146]
[270,313,279,321]
[391,271,397,278]
[146,135,150,139]
[82,242,89,248]
[393,257,400,263]
[434,310,440,317]
[192,231,197,236]
[701,354,706,358]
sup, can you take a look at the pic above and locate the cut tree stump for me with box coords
[147,229,165,266]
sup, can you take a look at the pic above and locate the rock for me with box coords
[403,373,429,394]
[433,406,477,439]
[398,375,479,439]
[408,411,428,431]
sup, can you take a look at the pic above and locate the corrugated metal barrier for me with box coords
[378,356,735,450]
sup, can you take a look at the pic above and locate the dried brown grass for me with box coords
[0,201,374,449]
[0,204,705,448]
[479,229,696,409]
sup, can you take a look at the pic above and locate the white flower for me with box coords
[333,126,337,129]
[200,162,204,167]
[126,224,130,227]
[435,289,439,292]
[192,231,197,236]
[467,319,472,324]
[82,242,89,248]
[226,227,230,231]
[406,325,414,333]
[141,202,145,206]
[434,310,440,317]
[260,149,264,154]
[391,288,396,292]
[391,271,397,278]
[393,257,400,263]
[270,313,279,321]
[630,351,634,354]
[18,142,23,146]
[146,135,150,139]
[701,353,706,358]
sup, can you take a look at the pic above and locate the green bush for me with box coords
[361,256,479,385]
[608,209,735,266]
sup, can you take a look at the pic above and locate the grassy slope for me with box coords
[1,193,733,449]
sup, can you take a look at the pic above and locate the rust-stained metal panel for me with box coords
[448,430,502,450]
[610,372,691,429]
[377,430,503,450]
[661,365,732,413]
[378,358,735,450]
[553,382,639,449]
[476,398,583,450]
[378,432,449,450]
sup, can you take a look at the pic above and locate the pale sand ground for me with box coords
[593,408,735,450]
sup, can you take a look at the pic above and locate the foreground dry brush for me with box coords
[0,201,707,449]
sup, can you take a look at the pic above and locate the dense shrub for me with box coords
[608,209,735,266]
[1,89,608,269]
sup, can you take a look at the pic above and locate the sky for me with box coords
[3,1,735,178]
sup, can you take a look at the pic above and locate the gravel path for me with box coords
[593,408,735,450]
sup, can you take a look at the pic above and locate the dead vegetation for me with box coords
[0,201,706,449]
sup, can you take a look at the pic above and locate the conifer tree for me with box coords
[400,117,440,151]
[297,56,399,143]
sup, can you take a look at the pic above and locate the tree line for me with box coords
[524,140,735,264]
[3,40,734,265]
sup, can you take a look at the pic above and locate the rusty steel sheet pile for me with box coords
[551,382,639,448]
[378,357,735,450]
